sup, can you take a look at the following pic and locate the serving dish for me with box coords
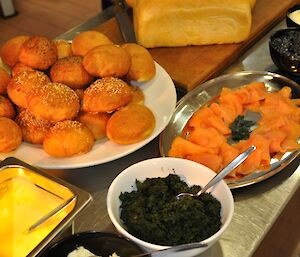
[159,71,300,189]
[39,231,145,257]
[286,4,300,27]
[0,157,92,257]
[0,62,176,169]
[269,27,300,76]
[107,157,234,256]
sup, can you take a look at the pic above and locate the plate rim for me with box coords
[0,62,177,169]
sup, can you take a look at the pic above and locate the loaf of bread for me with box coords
[133,0,254,48]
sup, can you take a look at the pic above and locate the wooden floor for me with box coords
[0,1,299,257]
[0,0,101,47]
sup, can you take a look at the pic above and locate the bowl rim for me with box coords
[39,231,146,256]
[107,157,234,251]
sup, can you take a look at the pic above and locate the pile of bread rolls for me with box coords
[0,31,156,157]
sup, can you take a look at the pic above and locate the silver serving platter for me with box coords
[159,71,300,189]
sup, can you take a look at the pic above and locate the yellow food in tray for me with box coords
[0,167,73,257]
[169,82,300,178]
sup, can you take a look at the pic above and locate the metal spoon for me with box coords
[176,145,256,200]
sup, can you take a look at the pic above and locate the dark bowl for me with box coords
[38,231,146,257]
[286,4,300,27]
[269,27,300,76]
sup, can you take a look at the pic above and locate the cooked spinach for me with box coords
[119,174,221,246]
[230,115,256,141]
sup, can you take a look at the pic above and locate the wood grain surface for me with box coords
[93,0,297,91]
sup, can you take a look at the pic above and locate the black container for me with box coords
[286,4,300,27]
[38,231,146,257]
[269,27,300,76]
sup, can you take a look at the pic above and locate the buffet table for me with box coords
[49,6,300,257]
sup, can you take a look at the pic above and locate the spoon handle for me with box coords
[199,145,256,195]
[132,241,208,257]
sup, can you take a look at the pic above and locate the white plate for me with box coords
[0,63,177,169]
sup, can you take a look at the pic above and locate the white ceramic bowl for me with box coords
[107,157,234,256]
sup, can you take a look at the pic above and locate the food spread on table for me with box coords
[0,1,300,256]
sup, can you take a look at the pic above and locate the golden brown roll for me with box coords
[15,109,53,144]
[0,35,30,67]
[53,39,73,59]
[50,56,94,89]
[130,85,144,105]
[43,120,95,157]
[0,95,16,119]
[0,117,22,152]
[106,103,155,144]
[122,43,156,82]
[82,44,131,78]
[7,70,50,108]
[0,67,10,95]
[71,30,113,57]
[11,62,34,77]
[77,111,110,140]
[82,77,132,113]
[28,82,80,122]
[18,36,57,70]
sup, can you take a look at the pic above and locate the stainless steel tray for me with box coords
[0,157,92,257]
[159,71,300,189]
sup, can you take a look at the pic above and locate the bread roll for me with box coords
[0,67,10,95]
[106,103,155,144]
[7,70,50,109]
[53,39,73,59]
[83,44,131,78]
[133,0,253,48]
[121,43,155,82]
[15,109,53,144]
[0,117,22,152]
[77,111,110,140]
[0,95,16,119]
[43,120,94,157]
[0,35,29,68]
[82,77,132,113]
[72,31,113,57]
[50,56,94,89]
[28,82,80,122]
[18,36,57,70]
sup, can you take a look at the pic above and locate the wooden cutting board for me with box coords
[92,0,297,91]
